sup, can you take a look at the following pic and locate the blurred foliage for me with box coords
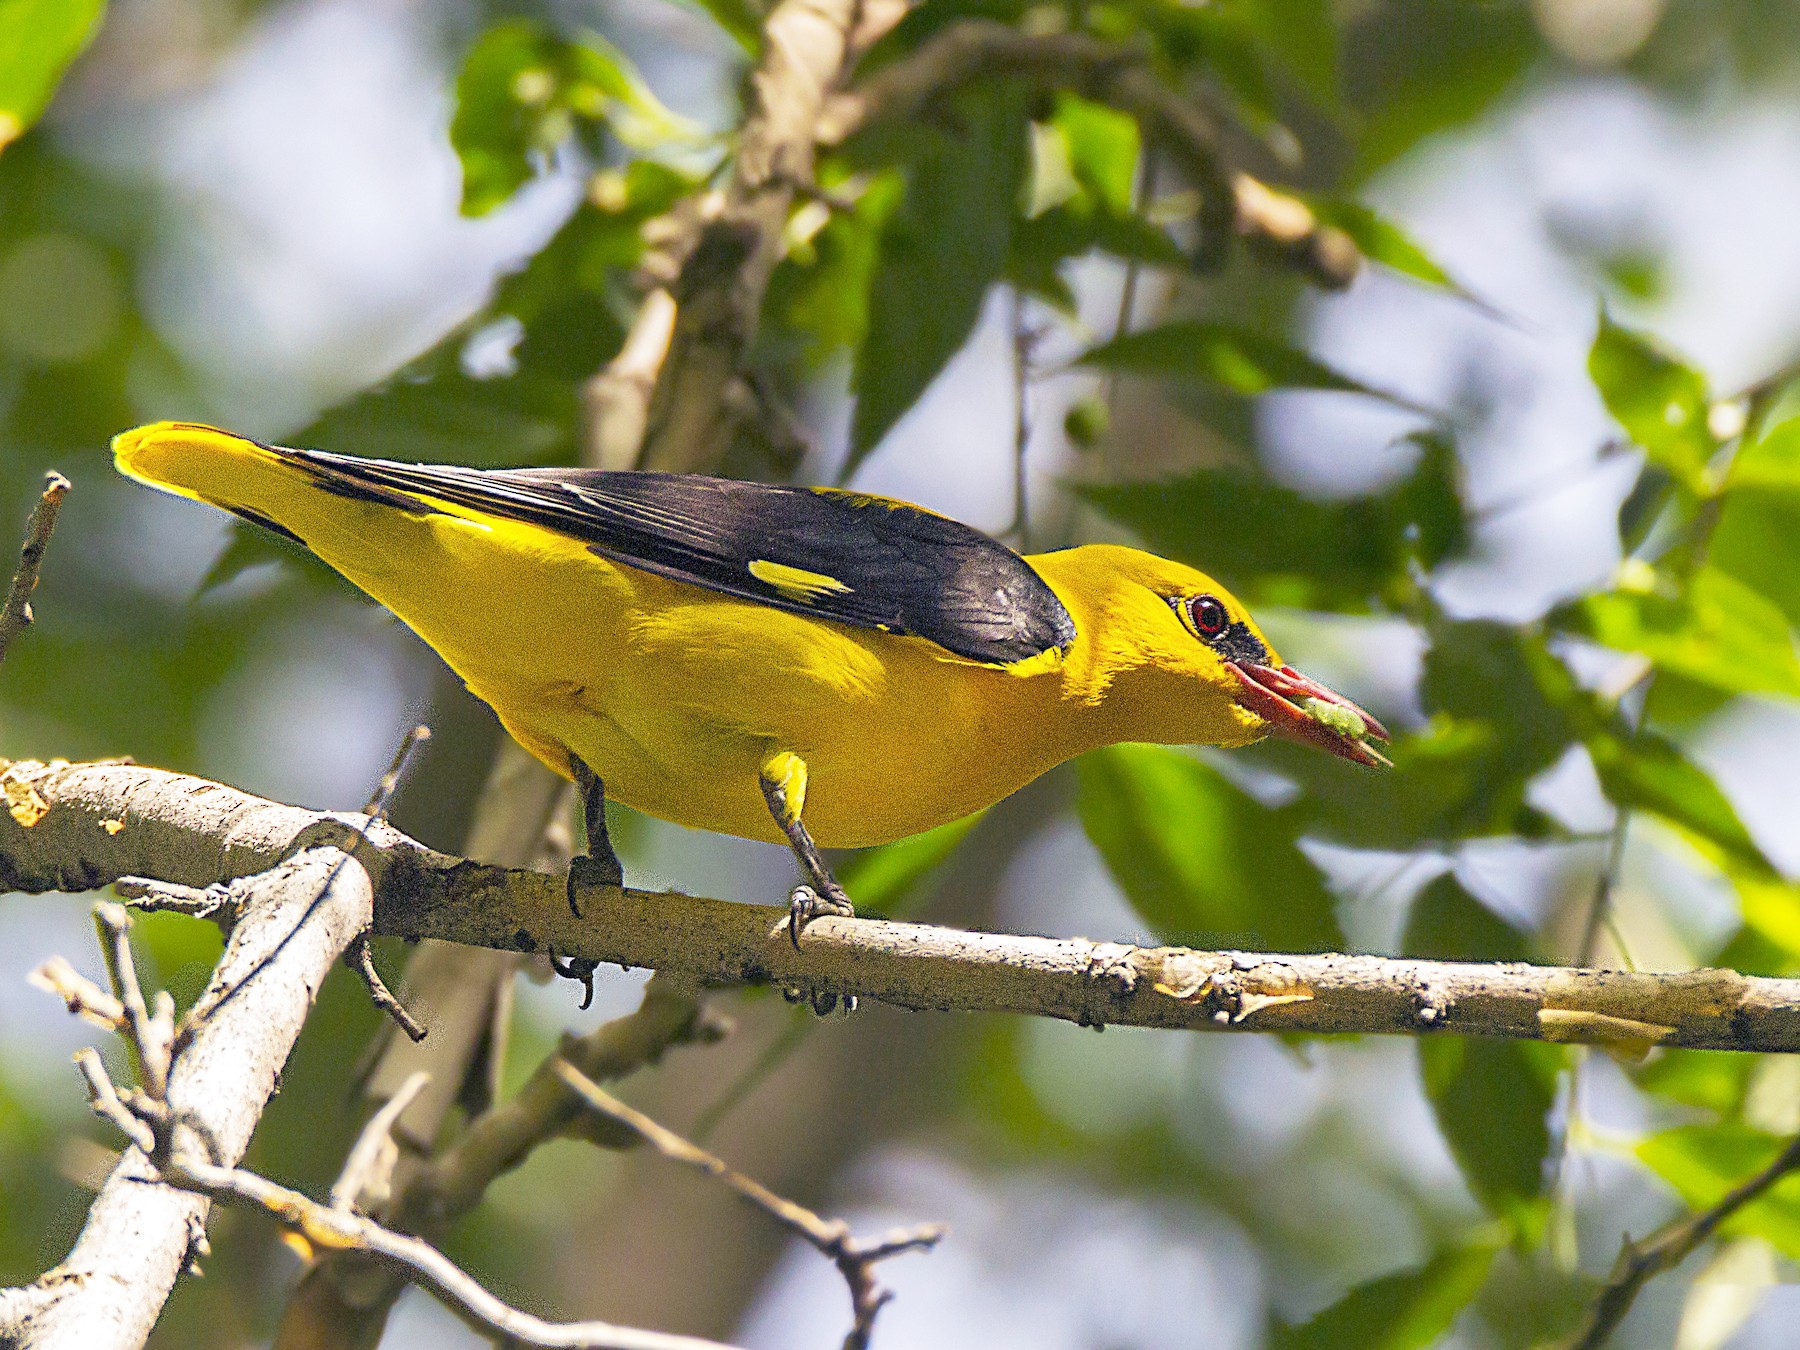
[0,0,106,151]
[4,0,1800,1347]
[1270,1240,1498,1350]
[451,18,697,216]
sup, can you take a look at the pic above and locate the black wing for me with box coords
[285,448,1077,665]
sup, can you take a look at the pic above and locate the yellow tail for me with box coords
[111,421,325,543]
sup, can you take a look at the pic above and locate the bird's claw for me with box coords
[782,983,859,1017]
[549,948,600,1010]
[786,882,854,950]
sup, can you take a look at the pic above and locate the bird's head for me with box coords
[1029,544,1390,767]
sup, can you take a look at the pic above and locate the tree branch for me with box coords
[585,0,907,472]
[555,1062,944,1350]
[816,19,1362,288]
[1565,1132,1800,1350]
[0,471,70,670]
[28,912,748,1350]
[0,841,377,1349]
[5,757,1798,1052]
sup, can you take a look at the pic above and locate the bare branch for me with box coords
[1566,1132,1800,1350]
[27,956,124,1031]
[276,741,577,1350]
[0,471,70,670]
[280,971,721,1350]
[402,972,724,1223]
[587,0,908,472]
[555,1062,943,1350]
[6,758,1799,1053]
[2,834,378,1349]
[330,1070,430,1214]
[164,1149,749,1350]
[817,19,1361,288]
[61,1000,747,1350]
[94,902,174,1099]
[345,935,427,1042]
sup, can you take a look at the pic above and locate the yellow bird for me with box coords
[113,421,1387,951]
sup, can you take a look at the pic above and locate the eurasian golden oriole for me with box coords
[113,421,1387,945]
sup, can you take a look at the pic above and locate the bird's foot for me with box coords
[565,851,624,919]
[783,983,858,1017]
[786,881,854,950]
[549,949,601,1010]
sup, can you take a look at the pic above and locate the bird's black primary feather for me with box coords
[281,447,1078,665]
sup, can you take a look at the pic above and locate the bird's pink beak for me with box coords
[1228,662,1392,768]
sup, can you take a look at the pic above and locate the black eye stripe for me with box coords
[1214,621,1270,665]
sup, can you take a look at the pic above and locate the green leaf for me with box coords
[1053,93,1139,216]
[1712,482,1800,632]
[1711,416,1800,630]
[1559,565,1800,701]
[1077,432,1466,612]
[1240,0,1340,107]
[779,171,904,364]
[1348,6,1536,175]
[1405,876,1557,1215]
[1726,415,1800,490]
[1638,1125,1800,1261]
[837,813,981,918]
[1633,1050,1756,1119]
[1272,622,1576,849]
[1730,870,1800,970]
[1308,199,1473,299]
[1079,320,1423,410]
[851,82,1029,464]
[1616,462,1675,552]
[668,0,764,53]
[1270,1242,1496,1350]
[1585,727,1771,871]
[1420,1036,1556,1216]
[1076,744,1342,950]
[1589,313,1718,491]
[1403,871,1530,963]
[450,20,694,216]
[0,0,106,152]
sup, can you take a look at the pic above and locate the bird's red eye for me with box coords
[1187,594,1229,639]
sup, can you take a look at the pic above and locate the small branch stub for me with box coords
[0,470,71,669]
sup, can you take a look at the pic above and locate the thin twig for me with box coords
[0,470,70,669]
[346,936,427,1042]
[403,972,725,1221]
[817,21,1361,287]
[71,1050,745,1350]
[361,724,431,820]
[1577,808,1632,968]
[50,909,748,1350]
[94,902,175,1100]
[1104,148,1156,414]
[1007,287,1034,552]
[1574,390,1757,966]
[1565,1133,1800,1350]
[171,1150,748,1350]
[343,723,435,1042]
[29,955,126,1030]
[554,1061,944,1350]
[331,1070,430,1214]
[114,875,242,922]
